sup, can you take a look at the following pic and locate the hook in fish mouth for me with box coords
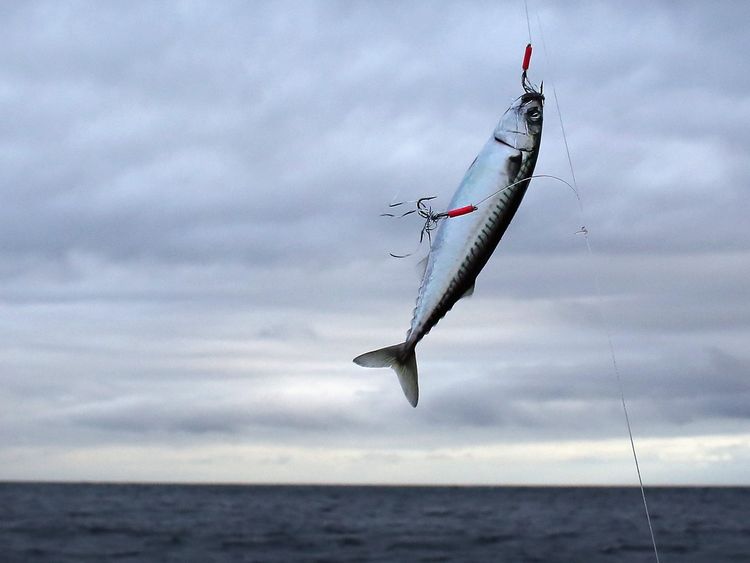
[522,71,544,98]
[521,89,544,102]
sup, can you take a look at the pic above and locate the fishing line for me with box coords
[535,11,661,563]
[524,0,533,45]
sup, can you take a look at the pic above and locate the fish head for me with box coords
[493,92,544,152]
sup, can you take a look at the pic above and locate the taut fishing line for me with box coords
[533,6,662,563]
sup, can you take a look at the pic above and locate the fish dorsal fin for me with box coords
[460,281,475,300]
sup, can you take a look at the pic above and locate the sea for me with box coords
[0,483,747,562]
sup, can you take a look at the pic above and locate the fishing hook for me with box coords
[381,196,446,258]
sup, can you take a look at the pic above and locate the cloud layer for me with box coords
[1,0,749,484]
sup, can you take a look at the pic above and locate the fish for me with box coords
[353,89,544,407]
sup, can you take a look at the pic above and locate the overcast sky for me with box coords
[1,0,748,485]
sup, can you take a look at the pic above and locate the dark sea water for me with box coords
[0,483,748,562]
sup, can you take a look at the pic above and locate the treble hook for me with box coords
[382,196,445,258]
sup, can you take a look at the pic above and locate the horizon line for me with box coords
[1,479,748,488]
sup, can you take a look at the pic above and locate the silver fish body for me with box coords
[354,91,544,406]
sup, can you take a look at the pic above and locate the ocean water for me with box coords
[0,483,747,562]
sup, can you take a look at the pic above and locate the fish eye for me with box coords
[527,108,541,121]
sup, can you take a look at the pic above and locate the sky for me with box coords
[1,0,749,485]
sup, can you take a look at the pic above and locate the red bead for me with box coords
[522,43,532,71]
[446,205,477,218]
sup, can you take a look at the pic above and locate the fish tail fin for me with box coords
[353,343,419,407]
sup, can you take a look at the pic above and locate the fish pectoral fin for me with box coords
[459,281,476,300]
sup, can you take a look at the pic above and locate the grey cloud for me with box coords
[1,0,749,482]
[67,399,360,436]
[4,0,747,276]
[412,345,750,442]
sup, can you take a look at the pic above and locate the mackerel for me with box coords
[354,90,544,406]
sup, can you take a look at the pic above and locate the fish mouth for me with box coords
[521,91,544,104]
